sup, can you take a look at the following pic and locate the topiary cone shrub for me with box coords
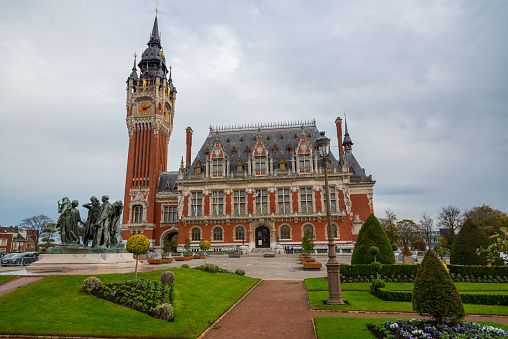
[412,249,464,322]
[351,214,395,265]
[126,234,150,280]
[450,218,491,265]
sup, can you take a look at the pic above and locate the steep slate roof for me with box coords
[157,171,179,193]
[186,122,368,176]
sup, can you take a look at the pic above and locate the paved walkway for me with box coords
[203,279,508,339]
[0,276,45,296]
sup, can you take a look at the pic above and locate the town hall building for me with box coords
[120,15,375,254]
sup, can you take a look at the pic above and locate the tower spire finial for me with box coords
[343,113,353,152]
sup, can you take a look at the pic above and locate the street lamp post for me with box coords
[316,131,345,305]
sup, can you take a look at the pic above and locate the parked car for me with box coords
[0,252,38,266]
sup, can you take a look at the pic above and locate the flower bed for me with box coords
[87,279,173,321]
[370,319,508,338]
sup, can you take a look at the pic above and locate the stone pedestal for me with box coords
[27,246,139,275]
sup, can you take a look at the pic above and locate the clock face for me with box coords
[138,102,151,115]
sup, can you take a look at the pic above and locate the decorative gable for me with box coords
[296,126,311,154]
[211,132,225,159]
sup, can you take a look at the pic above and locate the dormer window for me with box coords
[245,146,250,156]
[165,182,171,192]
[279,157,286,171]
[231,146,237,156]
[212,158,223,173]
[286,144,292,153]
[205,148,209,157]
[236,158,243,173]
[299,154,310,169]
[195,160,202,174]
[255,156,266,170]
[273,145,278,154]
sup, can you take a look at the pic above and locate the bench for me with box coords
[303,261,322,270]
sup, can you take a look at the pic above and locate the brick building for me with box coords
[121,16,375,253]
[0,226,37,253]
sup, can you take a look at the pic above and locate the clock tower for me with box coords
[122,15,177,238]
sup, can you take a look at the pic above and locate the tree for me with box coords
[368,246,379,262]
[200,240,211,264]
[380,208,399,247]
[412,250,464,321]
[184,237,192,256]
[126,234,150,280]
[397,219,420,248]
[477,227,508,266]
[301,230,315,258]
[351,214,395,264]
[40,224,58,253]
[18,215,54,252]
[418,212,434,248]
[450,218,491,265]
[170,235,178,253]
[435,246,448,262]
[437,206,463,248]
[465,205,508,237]
[162,234,171,257]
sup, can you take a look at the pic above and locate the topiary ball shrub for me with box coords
[450,218,491,265]
[160,271,175,287]
[370,278,386,293]
[351,214,395,265]
[203,263,217,273]
[153,303,174,322]
[82,276,102,293]
[126,234,150,255]
[235,268,245,276]
[181,263,190,268]
[412,250,464,321]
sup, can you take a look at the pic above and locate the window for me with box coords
[235,226,245,241]
[212,158,223,173]
[236,158,243,173]
[303,224,314,236]
[279,157,286,171]
[234,190,246,215]
[213,227,223,241]
[255,156,266,170]
[323,186,336,212]
[195,160,202,175]
[231,147,237,156]
[0,239,6,246]
[277,188,290,214]
[191,192,203,216]
[299,154,310,169]
[280,225,291,239]
[27,243,35,248]
[255,189,268,214]
[333,224,338,238]
[163,205,178,222]
[300,188,313,213]
[134,205,143,222]
[212,191,224,216]
[191,227,201,241]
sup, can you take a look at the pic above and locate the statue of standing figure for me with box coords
[93,195,113,248]
[82,196,101,247]
[109,200,124,248]
[57,197,79,246]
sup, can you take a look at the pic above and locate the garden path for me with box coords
[0,276,45,296]
[202,279,508,339]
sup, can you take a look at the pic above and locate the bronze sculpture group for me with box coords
[57,195,124,249]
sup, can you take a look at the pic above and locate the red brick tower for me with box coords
[122,15,177,240]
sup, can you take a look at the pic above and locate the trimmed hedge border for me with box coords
[374,288,508,306]
[339,264,508,280]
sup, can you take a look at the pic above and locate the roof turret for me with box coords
[128,53,139,81]
[137,14,169,80]
[343,115,353,152]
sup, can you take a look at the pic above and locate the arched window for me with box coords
[235,226,245,241]
[303,224,313,236]
[280,225,291,239]
[191,227,201,241]
[133,205,143,223]
[213,226,223,241]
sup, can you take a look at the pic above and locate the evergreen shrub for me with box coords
[180,264,190,268]
[351,214,395,264]
[160,271,175,287]
[153,303,174,322]
[81,276,102,293]
[235,268,245,276]
[450,218,491,265]
[203,263,217,273]
[412,250,464,321]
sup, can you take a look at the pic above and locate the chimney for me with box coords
[186,127,193,166]
[335,117,343,153]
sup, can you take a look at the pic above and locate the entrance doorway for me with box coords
[255,226,270,248]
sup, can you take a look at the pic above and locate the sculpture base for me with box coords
[46,245,126,254]
[26,251,140,275]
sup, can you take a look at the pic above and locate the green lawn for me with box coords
[314,317,508,339]
[0,268,259,338]
[0,275,18,284]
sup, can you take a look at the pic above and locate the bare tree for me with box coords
[397,219,421,248]
[380,208,399,248]
[419,212,434,248]
[436,206,463,248]
[18,215,54,251]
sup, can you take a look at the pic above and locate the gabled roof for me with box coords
[187,122,342,175]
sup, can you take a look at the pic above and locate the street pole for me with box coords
[323,155,345,305]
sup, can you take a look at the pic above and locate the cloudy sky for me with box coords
[0,0,507,227]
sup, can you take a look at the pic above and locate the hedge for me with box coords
[375,289,508,306]
[339,264,508,279]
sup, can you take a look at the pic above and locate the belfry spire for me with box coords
[343,114,353,152]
